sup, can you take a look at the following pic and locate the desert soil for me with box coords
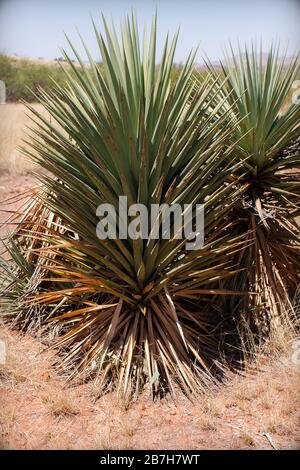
[0,175,300,450]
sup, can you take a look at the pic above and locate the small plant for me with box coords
[50,398,79,417]
[242,433,255,447]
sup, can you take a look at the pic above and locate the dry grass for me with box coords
[0,103,50,175]
[0,321,299,450]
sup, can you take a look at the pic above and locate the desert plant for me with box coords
[207,44,300,338]
[0,14,249,400]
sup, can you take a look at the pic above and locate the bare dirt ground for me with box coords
[1,175,300,450]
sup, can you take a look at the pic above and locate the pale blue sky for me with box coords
[0,0,299,63]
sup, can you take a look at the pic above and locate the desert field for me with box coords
[0,318,299,450]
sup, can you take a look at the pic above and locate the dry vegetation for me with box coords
[0,103,49,175]
[0,321,299,450]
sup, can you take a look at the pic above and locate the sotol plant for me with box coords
[207,44,300,337]
[0,15,246,399]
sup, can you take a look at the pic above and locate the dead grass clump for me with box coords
[49,398,79,418]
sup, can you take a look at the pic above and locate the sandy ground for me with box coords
[0,321,299,450]
[0,175,300,450]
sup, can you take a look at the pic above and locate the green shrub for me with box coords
[0,55,68,102]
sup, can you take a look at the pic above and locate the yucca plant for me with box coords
[207,44,300,337]
[0,15,251,399]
